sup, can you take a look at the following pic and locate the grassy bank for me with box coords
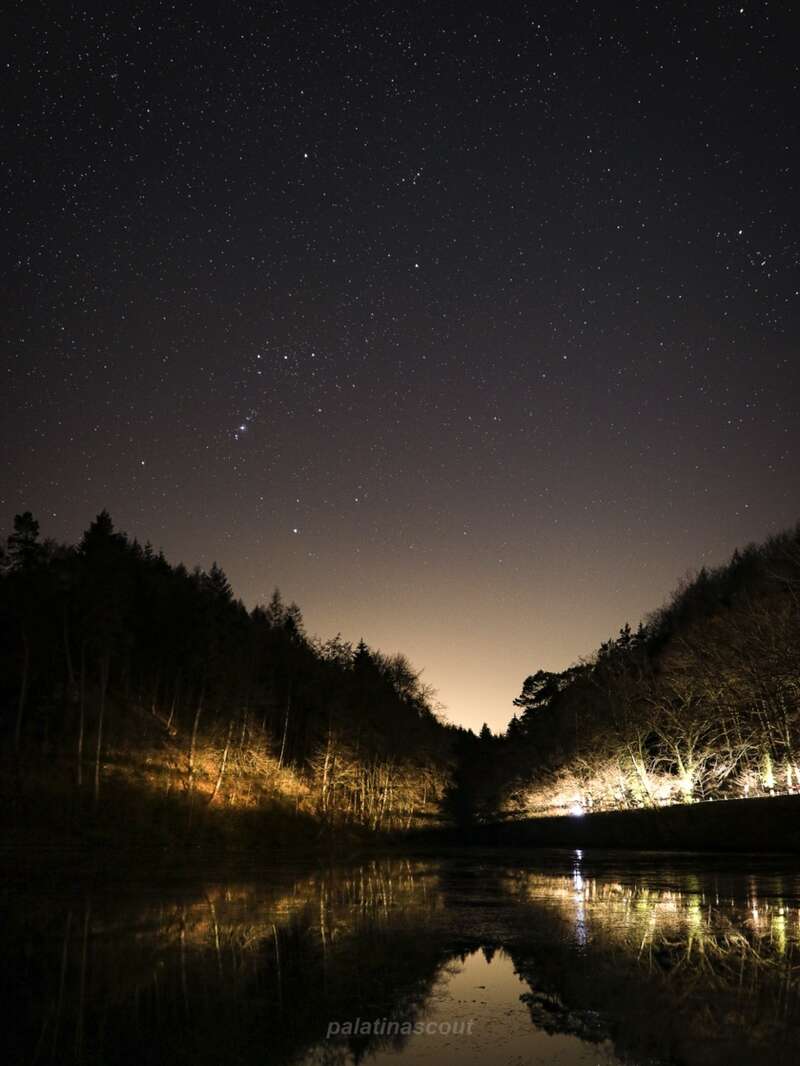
[0,703,380,866]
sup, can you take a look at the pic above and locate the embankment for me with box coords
[466,794,800,853]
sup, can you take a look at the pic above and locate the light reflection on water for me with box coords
[329,949,620,1066]
[512,852,800,965]
[4,852,800,1066]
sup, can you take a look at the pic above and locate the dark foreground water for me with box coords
[5,850,800,1066]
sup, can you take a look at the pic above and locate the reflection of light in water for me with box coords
[773,910,787,955]
[574,898,587,947]
[357,949,621,1066]
[686,895,703,936]
[517,868,800,975]
[572,849,587,947]
[572,851,584,895]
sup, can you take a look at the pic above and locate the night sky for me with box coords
[3,2,799,731]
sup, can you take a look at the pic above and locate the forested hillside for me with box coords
[5,510,799,847]
[457,523,800,823]
[0,511,453,848]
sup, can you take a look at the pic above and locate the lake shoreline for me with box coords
[5,793,800,884]
[439,792,800,854]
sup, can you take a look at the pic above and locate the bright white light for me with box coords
[569,804,585,817]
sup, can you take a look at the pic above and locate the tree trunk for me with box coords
[51,910,72,1059]
[187,686,205,789]
[63,606,76,696]
[14,632,30,753]
[278,682,291,768]
[75,902,91,1059]
[77,642,86,788]
[272,923,283,1010]
[167,670,181,731]
[320,730,332,813]
[93,656,109,808]
[208,720,234,806]
[239,705,248,752]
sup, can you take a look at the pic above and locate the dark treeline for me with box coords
[0,511,453,846]
[456,522,800,823]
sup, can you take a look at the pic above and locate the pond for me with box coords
[5,850,800,1064]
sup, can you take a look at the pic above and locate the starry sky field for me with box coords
[3,2,799,730]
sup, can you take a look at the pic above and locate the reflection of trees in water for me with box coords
[6,858,800,1066]
[5,860,452,1066]
[498,864,800,1065]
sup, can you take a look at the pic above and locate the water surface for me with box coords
[5,850,800,1065]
